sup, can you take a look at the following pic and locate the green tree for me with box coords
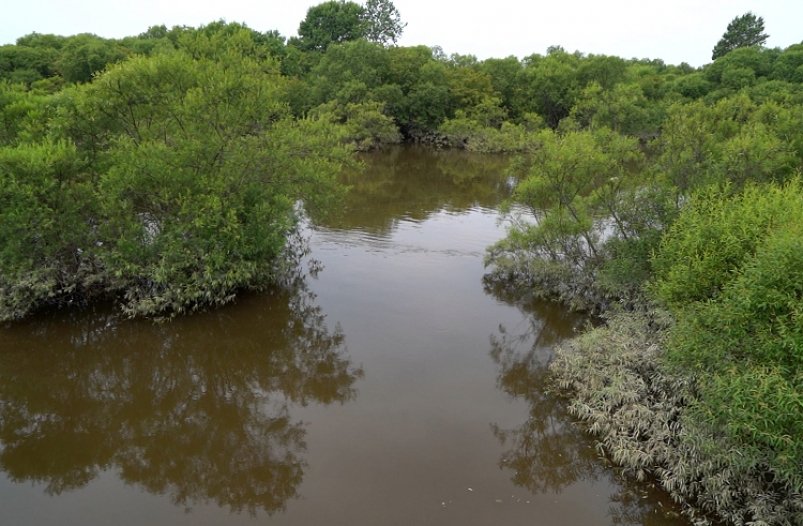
[576,54,628,90]
[653,94,799,203]
[569,82,659,137]
[519,50,582,128]
[770,43,803,83]
[479,56,524,119]
[486,128,648,310]
[311,100,401,150]
[0,82,53,145]
[78,51,349,317]
[669,72,713,99]
[0,45,58,85]
[296,1,366,52]
[306,39,391,106]
[57,34,126,83]
[712,12,769,60]
[362,0,406,45]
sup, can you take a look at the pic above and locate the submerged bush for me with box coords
[0,42,351,320]
[311,99,401,151]
[0,139,97,318]
[485,127,665,312]
[439,112,544,153]
[551,312,803,525]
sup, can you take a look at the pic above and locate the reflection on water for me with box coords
[488,287,685,525]
[488,294,595,494]
[0,283,361,515]
[330,145,512,232]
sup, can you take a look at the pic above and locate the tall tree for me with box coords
[362,0,406,45]
[296,1,366,52]
[712,12,769,60]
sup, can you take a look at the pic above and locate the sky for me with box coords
[2,0,802,67]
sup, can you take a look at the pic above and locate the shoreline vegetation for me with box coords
[1,4,801,525]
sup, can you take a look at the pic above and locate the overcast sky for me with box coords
[2,0,802,67]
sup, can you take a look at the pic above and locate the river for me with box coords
[0,145,688,525]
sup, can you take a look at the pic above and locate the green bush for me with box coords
[652,179,803,489]
[0,44,351,320]
[652,181,801,307]
[0,140,95,318]
[551,311,803,525]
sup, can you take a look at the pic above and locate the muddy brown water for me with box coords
[0,146,688,525]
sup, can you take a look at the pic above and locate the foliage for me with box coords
[712,12,769,61]
[295,1,367,52]
[771,43,803,83]
[596,228,664,301]
[0,82,54,145]
[439,117,540,153]
[361,0,406,45]
[0,140,95,319]
[82,51,349,317]
[485,128,657,310]
[518,50,582,128]
[0,44,58,85]
[293,0,406,52]
[651,94,800,203]
[56,34,127,83]
[651,182,801,307]
[652,181,803,488]
[2,18,800,151]
[478,56,524,119]
[306,38,392,106]
[0,45,351,320]
[311,99,401,150]
[569,82,662,137]
[551,311,803,525]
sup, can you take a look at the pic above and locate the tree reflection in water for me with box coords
[329,145,513,233]
[0,281,362,516]
[487,284,684,525]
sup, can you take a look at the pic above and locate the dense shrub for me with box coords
[653,180,803,487]
[0,42,351,320]
[551,312,803,525]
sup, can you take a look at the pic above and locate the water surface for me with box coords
[0,146,687,525]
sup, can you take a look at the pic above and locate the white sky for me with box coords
[2,0,801,67]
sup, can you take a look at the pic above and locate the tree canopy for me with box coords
[0,31,353,320]
[712,12,769,60]
[362,0,407,45]
[295,0,405,51]
[296,0,366,52]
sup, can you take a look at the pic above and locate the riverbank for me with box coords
[547,310,803,526]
